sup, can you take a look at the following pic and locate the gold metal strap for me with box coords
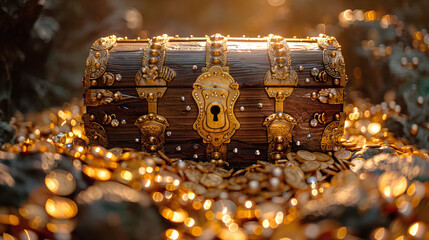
[192,34,240,166]
[264,35,298,161]
[134,35,176,153]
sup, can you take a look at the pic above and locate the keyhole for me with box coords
[210,105,220,121]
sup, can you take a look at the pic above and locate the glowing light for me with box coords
[343,9,353,21]
[290,198,298,206]
[409,222,425,238]
[120,170,133,181]
[146,167,153,173]
[152,192,164,202]
[45,170,76,196]
[229,222,239,232]
[184,217,195,227]
[203,200,212,210]
[165,229,179,240]
[191,226,203,236]
[267,0,285,7]
[373,227,386,240]
[262,219,270,228]
[245,200,253,209]
[275,212,284,224]
[188,192,196,200]
[368,122,381,135]
[337,227,347,239]
[45,197,78,219]
[365,10,376,21]
[378,172,408,197]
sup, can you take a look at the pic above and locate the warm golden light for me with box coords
[337,227,347,239]
[184,217,195,227]
[45,170,76,196]
[408,222,425,238]
[45,197,78,219]
[368,122,381,135]
[378,172,408,198]
[244,200,252,209]
[120,170,133,181]
[165,229,179,240]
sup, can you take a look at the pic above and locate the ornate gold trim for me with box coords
[192,34,240,165]
[263,112,296,160]
[135,114,169,152]
[85,122,108,148]
[83,36,117,88]
[84,89,136,107]
[316,34,347,87]
[264,35,298,161]
[134,35,175,153]
[321,112,346,151]
[303,88,344,104]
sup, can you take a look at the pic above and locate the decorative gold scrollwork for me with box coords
[193,66,240,164]
[303,88,344,105]
[317,34,347,87]
[192,34,240,166]
[321,112,346,151]
[82,113,108,148]
[135,114,169,152]
[263,112,296,160]
[84,89,136,107]
[83,36,117,88]
[264,35,297,161]
[135,35,175,153]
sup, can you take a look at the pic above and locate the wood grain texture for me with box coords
[86,87,343,168]
[94,40,339,89]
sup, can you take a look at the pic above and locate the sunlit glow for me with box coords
[409,222,425,238]
[203,200,212,210]
[165,229,179,240]
[368,122,381,135]
[184,217,195,227]
[152,192,164,202]
[373,227,386,240]
[120,170,133,181]
[262,219,270,228]
[337,227,347,239]
[290,198,298,206]
[45,197,78,219]
[245,200,253,209]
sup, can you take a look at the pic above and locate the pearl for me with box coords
[177,160,187,169]
[186,105,191,111]
[269,177,280,188]
[176,146,182,151]
[307,133,312,138]
[296,141,301,146]
[305,78,310,83]
[180,96,186,102]
[257,103,263,109]
[272,167,283,177]
[310,119,318,127]
[248,180,259,190]
[307,176,317,184]
[193,154,198,159]
[166,131,172,136]
[121,119,126,125]
[233,148,238,153]
[255,150,260,156]
[240,106,245,111]
[111,119,119,127]
[135,138,140,142]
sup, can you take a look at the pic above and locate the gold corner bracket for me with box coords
[264,35,298,161]
[134,35,176,153]
[321,112,346,151]
[192,34,240,166]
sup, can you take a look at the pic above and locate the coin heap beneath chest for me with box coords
[83,34,347,168]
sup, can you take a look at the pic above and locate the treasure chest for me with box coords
[82,34,347,169]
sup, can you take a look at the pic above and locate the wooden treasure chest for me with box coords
[82,34,347,168]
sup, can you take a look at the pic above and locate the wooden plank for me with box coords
[96,40,337,89]
[86,87,343,167]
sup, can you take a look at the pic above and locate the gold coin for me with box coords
[196,162,216,172]
[313,152,331,162]
[213,167,232,178]
[235,175,248,184]
[227,184,243,191]
[283,167,306,189]
[184,168,201,182]
[300,161,321,172]
[296,150,316,162]
[286,152,297,162]
[108,147,123,157]
[334,148,352,160]
[319,162,329,169]
[200,173,223,188]
[181,181,207,195]
[202,189,222,198]
[246,172,268,181]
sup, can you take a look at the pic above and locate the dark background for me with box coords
[1,0,428,146]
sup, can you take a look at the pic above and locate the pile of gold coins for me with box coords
[0,97,428,240]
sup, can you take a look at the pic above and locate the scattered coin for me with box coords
[301,161,321,172]
[184,168,201,182]
[200,173,223,188]
[296,150,316,162]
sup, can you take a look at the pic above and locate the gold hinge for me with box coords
[264,35,298,161]
[135,35,176,153]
